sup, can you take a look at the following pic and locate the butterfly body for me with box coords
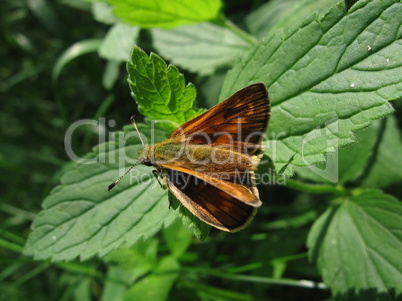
[136,83,271,232]
[138,141,257,173]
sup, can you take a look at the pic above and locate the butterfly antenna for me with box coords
[108,163,138,191]
[130,116,145,148]
[109,116,146,191]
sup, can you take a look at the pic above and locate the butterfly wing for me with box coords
[161,163,261,207]
[169,83,270,155]
[165,170,257,232]
[160,83,270,231]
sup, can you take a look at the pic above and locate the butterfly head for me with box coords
[137,146,153,167]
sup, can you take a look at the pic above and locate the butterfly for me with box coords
[109,83,270,232]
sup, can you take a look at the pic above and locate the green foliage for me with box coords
[221,0,400,173]
[99,235,184,301]
[1,0,402,300]
[127,47,202,132]
[245,0,340,39]
[307,189,402,298]
[296,116,402,187]
[101,239,159,300]
[151,22,253,75]
[99,23,140,61]
[359,117,402,188]
[23,124,179,261]
[162,220,193,258]
[108,0,223,29]
[52,39,103,83]
[123,256,179,301]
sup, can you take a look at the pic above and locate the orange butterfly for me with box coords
[110,83,270,232]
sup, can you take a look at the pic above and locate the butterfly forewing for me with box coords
[169,83,270,155]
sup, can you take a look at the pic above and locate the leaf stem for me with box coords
[284,178,346,195]
[221,17,257,46]
[180,266,327,290]
[13,263,51,287]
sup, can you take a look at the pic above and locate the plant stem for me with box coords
[217,274,327,290]
[222,18,257,46]
[13,263,51,287]
[181,266,327,290]
[285,178,346,195]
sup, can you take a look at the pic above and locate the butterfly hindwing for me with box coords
[161,163,261,207]
[166,170,257,232]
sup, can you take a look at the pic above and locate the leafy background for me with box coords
[1,0,401,300]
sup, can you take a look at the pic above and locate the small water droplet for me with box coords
[386,58,390,62]
[52,236,57,240]
[350,83,355,88]
[367,45,372,51]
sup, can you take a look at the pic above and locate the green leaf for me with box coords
[108,0,222,29]
[163,220,193,258]
[245,0,339,40]
[103,60,121,90]
[102,240,159,301]
[197,71,227,108]
[28,0,61,34]
[127,46,202,132]
[344,0,360,11]
[73,278,91,301]
[294,121,378,184]
[295,115,402,187]
[307,189,402,298]
[245,0,300,39]
[99,23,140,61]
[221,0,400,173]
[102,267,131,301]
[334,125,377,183]
[104,239,159,278]
[24,125,179,261]
[123,256,180,301]
[151,22,251,75]
[360,116,402,188]
[52,39,102,83]
[92,1,118,25]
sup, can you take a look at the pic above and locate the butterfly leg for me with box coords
[152,170,176,209]
[152,170,167,189]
